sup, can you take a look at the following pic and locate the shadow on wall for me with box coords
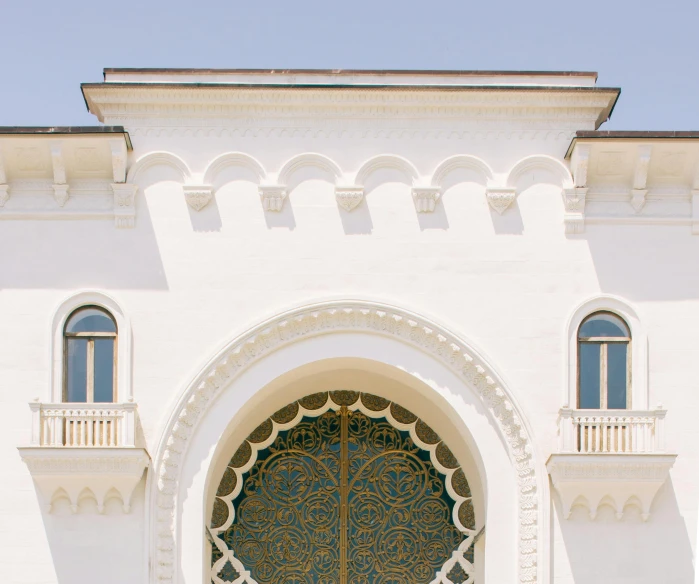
[0,177,169,291]
[554,478,694,583]
[189,195,223,232]
[584,225,699,301]
[338,197,374,235]
[39,481,147,584]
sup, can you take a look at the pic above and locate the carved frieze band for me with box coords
[152,301,540,584]
[6,147,699,232]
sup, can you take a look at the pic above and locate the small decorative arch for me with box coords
[126,151,191,184]
[431,155,494,187]
[277,152,343,185]
[203,152,267,185]
[506,155,574,189]
[50,291,132,403]
[355,155,420,186]
[151,300,542,584]
[564,295,648,410]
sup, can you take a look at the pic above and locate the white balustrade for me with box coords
[558,407,666,454]
[29,402,138,448]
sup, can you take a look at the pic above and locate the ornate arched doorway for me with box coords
[210,391,477,584]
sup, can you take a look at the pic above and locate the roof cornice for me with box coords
[82,83,620,130]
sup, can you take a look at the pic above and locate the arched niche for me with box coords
[151,301,543,584]
[205,364,486,584]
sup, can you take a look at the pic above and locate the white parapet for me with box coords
[28,401,139,448]
[557,407,667,454]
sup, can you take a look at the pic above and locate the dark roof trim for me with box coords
[104,67,599,80]
[576,130,699,138]
[84,82,618,95]
[0,126,132,149]
[566,130,699,158]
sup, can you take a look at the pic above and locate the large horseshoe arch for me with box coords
[210,391,478,584]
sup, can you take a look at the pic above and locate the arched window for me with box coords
[64,306,117,403]
[578,312,631,409]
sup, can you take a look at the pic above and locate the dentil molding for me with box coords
[152,301,539,584]
[18,447,150,514]
[546,453,676,521]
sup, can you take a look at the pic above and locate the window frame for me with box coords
[62,306,118,404]
[576,311,632,410]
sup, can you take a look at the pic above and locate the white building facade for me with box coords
[1,69,698,584]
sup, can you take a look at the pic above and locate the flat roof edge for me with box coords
[0,126,132,149]
[83,82,618,93]
[565,131,699,158]
[103,67,599,79]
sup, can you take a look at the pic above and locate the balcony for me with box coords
[547,407,676,521]
[18,402,149,514]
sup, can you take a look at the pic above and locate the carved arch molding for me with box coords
[153,302,539,584]
[210,391,477,584]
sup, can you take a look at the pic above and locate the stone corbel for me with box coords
[571,144,590,189]
[18,447,150,514]
[110,139,127,183]
[691,170,699,235]
[50,142,69,207]
[335,186,364,212]
[259,185,287,212]
[562,187,588,234]
[631,145,652,213]
[183,185,214,211]
[547,453,676,521]
[563,144,591,233]
[112,183,138,228]
[52,184,70,207]
[411,186,441,213]
[485,186,516,214]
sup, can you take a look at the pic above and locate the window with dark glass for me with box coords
[578,312,630,409]
[64,307,117,403]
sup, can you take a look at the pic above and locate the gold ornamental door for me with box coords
[210,392,477,584]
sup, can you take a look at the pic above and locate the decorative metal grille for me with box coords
[211,391,477,584]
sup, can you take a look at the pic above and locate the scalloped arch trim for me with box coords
[210,390,478,584]
[151,300,540,584]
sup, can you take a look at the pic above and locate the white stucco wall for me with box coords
[1,75,698,584]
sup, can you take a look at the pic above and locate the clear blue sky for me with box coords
[1,0,696,130]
